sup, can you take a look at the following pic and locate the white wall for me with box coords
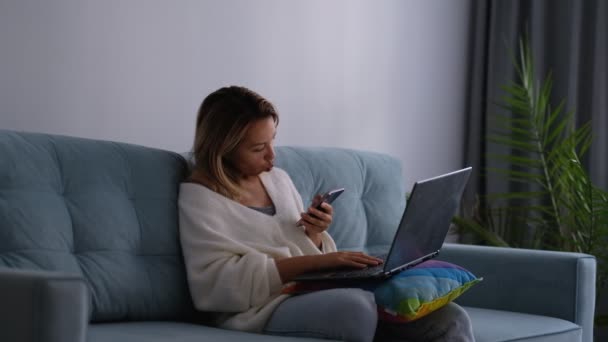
[0,0,472,188]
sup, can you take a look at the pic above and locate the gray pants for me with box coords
[263,288,475,342]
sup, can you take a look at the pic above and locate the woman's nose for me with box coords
[267,145,275,161]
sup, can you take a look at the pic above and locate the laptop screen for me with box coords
[383,168,471,272]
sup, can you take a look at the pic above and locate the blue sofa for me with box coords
[0,130,596,342]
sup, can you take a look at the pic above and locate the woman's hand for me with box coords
[298,195,334,247]
[275,252,383,283]
[316,251,383,270]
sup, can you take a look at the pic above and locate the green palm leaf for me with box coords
[454,35,608,288]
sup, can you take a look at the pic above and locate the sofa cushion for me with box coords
[0,130,194,321]
[464,306,582,342]
[274,147,406,250]
[88,322,335,342]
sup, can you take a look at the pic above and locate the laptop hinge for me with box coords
[386,250,440,276]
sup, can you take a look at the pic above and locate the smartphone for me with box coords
[314,188,345,210]
[297,188,345,225]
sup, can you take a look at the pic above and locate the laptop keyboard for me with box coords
[338,264,384,278]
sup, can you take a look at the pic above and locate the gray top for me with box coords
[248,205,276,216]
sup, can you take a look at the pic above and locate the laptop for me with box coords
[294,167,472,281]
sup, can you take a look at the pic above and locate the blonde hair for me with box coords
[192,86,279,199]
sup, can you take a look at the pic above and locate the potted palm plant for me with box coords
[453,37,608,326]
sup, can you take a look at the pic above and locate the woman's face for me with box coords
[229,116,276,177]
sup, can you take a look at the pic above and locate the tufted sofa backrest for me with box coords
[0,130,195,322]
[0,130,406,323]
[275,146,406,254]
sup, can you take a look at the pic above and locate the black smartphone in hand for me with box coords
[314,188,345,210]
[297,188,345,226]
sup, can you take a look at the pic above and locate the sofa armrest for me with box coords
[438,243,596,342]
[0,267,90,342]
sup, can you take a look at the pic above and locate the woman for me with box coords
[179,86,474,341]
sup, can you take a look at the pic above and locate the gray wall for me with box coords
[0,0,472,187]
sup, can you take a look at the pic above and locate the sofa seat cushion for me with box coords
[464,306,582,342]
[87,322,334,342]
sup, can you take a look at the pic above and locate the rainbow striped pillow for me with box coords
[375,260,481,322]
[282,260,481,322]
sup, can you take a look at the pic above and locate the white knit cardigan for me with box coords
[178,167,338,333]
